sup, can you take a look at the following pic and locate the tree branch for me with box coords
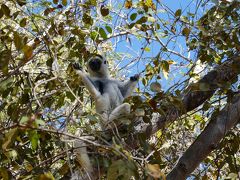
[126,54,240,148]
[143,55,240,136]
[167,93,240,179]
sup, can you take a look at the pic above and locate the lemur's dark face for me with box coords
[88,55,109,77]
[88,55,102,72]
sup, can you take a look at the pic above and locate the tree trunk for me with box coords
[167,93,240,179]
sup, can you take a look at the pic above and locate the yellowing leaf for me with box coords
[182,27,190,37]
[62,0,67,6]
[125,0,132,9]
[146,164,165,179]
[161,60,170,79]
[144,47,150,52]
[39,172,55,180]
[24,161,33,172]
[22,45,33,60]
[145,0,153,7]
[2,128,18,151]
[53,0,58,4]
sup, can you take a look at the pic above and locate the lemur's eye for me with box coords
[104,61,107,64]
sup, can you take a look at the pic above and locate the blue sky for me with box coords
[111,0,212,91]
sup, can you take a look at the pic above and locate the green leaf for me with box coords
[105,25,112,33]
[20,116,29,125]
[175,9,181,17]
[0,50,11,75]
[90,31,98,40]
[35,119,45,126]
[28,130,39,151]
[107,160,137,180]
[130,13,137,21]
[1,4,10,17]
[100,5,109,17]
[20,18,27,27]
[62,0,67,6]
[0,8,3,19]
[99,28,107,39]
[13,32,23,51]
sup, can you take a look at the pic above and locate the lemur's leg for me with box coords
[108,103,131,122]
[73,63,100,98]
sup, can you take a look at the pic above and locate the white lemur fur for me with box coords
[73,54,139,128]
[72,55,139,179]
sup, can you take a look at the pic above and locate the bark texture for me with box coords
[167,93,240,179]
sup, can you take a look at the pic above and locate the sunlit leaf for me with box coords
[144,47,150,52]
[160,60,170,79]
[28,130,39,151]
[99,28,107,39]
[148,16,155,22]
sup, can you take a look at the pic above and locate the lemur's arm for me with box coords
[119,74,139,98]
[73,63,100,98]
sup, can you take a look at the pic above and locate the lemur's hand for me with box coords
[72,62,82,71]
[130,74,140,81]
